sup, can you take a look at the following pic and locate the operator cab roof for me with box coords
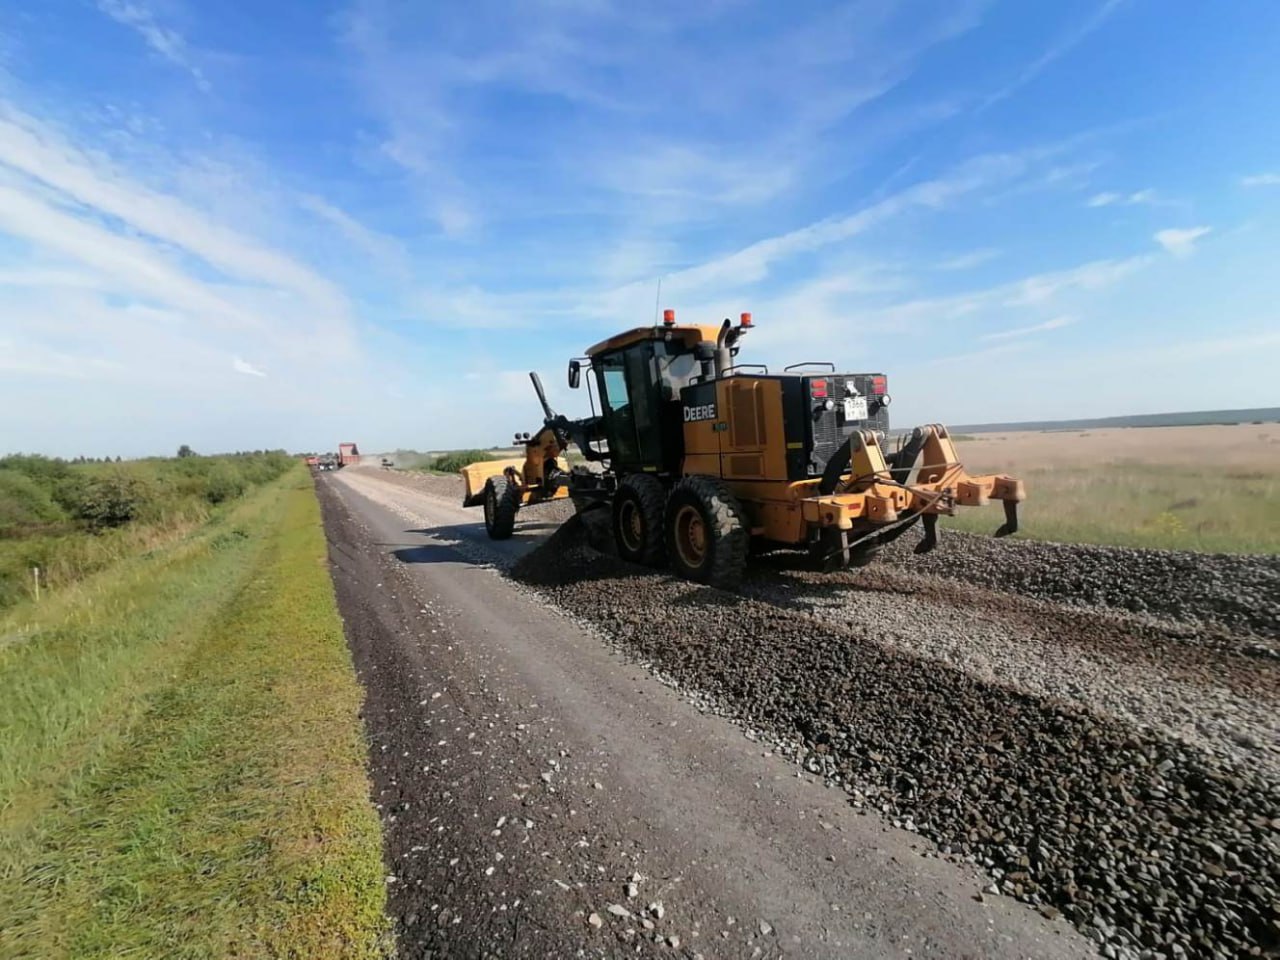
[585,323,722,358]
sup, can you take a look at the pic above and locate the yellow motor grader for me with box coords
[461,310,1025,588]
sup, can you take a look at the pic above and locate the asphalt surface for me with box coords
[319,469,1092,959]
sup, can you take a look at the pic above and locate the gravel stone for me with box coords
[878,530,1280,640]
[513,518,1280,960]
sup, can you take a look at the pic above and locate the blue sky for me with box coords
[1,0,1278,457]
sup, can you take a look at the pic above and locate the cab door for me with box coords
[595,344,663,470]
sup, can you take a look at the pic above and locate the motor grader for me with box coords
[461,310,1025,588]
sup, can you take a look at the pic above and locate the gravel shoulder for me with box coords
[878,528,1279,641]
[319,471,1090,959]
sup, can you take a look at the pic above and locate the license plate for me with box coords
[843,397,868,421]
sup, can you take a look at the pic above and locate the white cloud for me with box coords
[0,93,399,457]
[95,0,210,92]
[1154,226,1211,258]
[435,199,477,238]
[1241,173,1280,187]
[936,248,1001,271]
[1087,188,1158,208]
[0,182,257,331]
[233,356,266,377]
[979,315,1075,341]
[0,107,347,318]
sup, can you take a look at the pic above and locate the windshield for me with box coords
[653,344,700,400]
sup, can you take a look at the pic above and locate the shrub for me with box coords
[0,454,71,484]
[428,450,495,473]
[0,471,67,534]
[203,464,248,504]
[63,473,153,529]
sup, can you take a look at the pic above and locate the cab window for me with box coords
[601,368,629,413]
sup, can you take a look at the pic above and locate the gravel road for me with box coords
[322,468,1278,960]
[320,469,1089,959]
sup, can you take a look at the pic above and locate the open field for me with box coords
[0,470,386,959]
[941,423,1280,553]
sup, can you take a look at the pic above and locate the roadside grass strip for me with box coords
[0,471,388,959]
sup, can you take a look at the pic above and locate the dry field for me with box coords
[943,423,1280,553]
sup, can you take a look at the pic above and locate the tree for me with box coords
[177,444,195,458]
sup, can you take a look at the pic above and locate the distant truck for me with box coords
[339,442,360,467]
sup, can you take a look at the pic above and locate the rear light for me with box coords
[810,379,828,398]
[871,376,887,395]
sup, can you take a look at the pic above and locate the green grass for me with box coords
[0,469,388,959]
[941,461,1280,554]
[0,452,296,611]
[409,448,497,474]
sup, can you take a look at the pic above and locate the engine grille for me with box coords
[808,374,890,473]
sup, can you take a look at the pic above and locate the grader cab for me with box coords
[461,310,1025,589]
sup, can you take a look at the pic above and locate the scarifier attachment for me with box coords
[801,424,1024,559]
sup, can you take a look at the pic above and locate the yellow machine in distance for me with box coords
[462,310,1025,588]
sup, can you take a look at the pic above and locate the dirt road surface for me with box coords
[319,467,1278,960]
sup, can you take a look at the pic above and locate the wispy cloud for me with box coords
[640,149,1037,300]
[298,194,410,278]
[1003,256,1150,306]
[0,338,126,380]
[980,315,1075,341]
[981,0,1127,108]
[95,0,210,92]
[1087,187,1159,207]
[1241,172,1280,187]
[0,105,351,336]
[233,356,266,377]
[339,0,994,235]
[936,248,1001,271]
[928,342,1028,366]
[1154,226,1211,258]
[742,253,1146,359]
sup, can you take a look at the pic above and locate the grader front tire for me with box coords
[483,476,520,540]
[612,474,667,566]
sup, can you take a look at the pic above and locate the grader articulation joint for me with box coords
[461,311,1026,588]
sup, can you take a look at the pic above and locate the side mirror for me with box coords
[568,359,581,389]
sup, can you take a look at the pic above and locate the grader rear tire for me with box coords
[664,476,748,589]
[483,476,520,540]
[612,474,667,566]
